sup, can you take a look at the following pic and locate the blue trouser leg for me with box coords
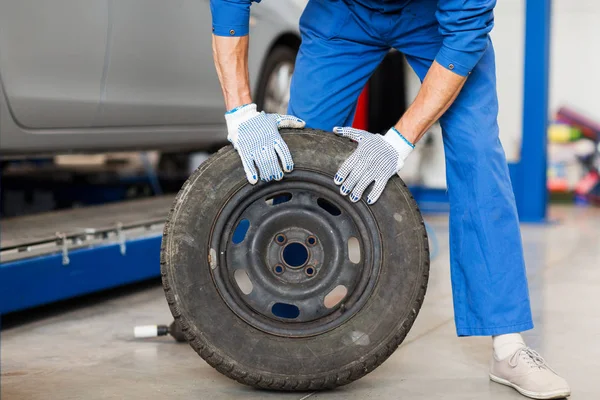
[389,0,534,336]
[288,0,389,129]
[289,0,534,336]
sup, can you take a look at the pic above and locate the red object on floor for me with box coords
[352,84,369,130]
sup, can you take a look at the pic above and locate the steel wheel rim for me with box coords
[208,169,383,337]
[263,61,293,114]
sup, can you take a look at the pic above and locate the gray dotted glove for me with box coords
[225,103,305,184]
[333,126,414,204]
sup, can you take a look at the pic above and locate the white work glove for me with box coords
[333,126,414,204]
[225,103,305,184]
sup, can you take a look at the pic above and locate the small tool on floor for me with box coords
[134,320,186,342]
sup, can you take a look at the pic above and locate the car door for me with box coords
[0,0,107,129]
[95,0,224,127]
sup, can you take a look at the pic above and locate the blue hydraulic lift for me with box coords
[1,236,163,314]
[514,0,552,222]
[0,1,552,315]
[0,196,172,315]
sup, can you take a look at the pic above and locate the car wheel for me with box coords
[255,46,297,114]
[161,129,430,390]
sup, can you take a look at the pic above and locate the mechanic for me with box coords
[210,0,570,398]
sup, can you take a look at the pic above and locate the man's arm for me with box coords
[209,0,304,184]
[395,61,466,144]
[396,0,496,144]
[212,35,252,110]
[210,0,258,109]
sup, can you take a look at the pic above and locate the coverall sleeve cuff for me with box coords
[435,45,481,77]
[212,23,249,37]
[210,0,252,37]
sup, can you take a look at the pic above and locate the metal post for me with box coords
[518,0,552,222]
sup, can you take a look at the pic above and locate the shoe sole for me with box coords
[489,373,571,399]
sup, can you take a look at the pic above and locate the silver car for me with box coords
[0,0,305,156]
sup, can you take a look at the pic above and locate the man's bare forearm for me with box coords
[212,34,252,110]
[395,61,467,144]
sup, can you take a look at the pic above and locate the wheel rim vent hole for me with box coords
[324,285,348,309]
[232,219,250,244]
[348,236,361,263]
[234,269,253,295]
[271,303,300,319]
[317,198,341,216]
[265,193,292,206]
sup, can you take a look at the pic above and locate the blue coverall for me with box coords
[211,0,534,337]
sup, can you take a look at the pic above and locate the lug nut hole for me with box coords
[304,266,316,277]
[274,265,285,275]
[306,236,317,246]
[275,234,287,245]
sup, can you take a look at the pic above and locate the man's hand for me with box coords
[333,126,414,204]
[226,103,305,184]
[334,61,467,205]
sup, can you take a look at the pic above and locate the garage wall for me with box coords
[472,0,600,161]
[491,0,525,163]
[549,0,600,123]
[404,0,600,188]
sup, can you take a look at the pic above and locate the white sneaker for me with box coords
[490,347,571,399]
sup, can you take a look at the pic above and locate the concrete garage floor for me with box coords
[2,205,599,399]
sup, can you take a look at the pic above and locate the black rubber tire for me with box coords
[254,45,297,113]
[161,129,429,391]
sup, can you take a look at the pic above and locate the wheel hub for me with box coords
[268,228,323,283]
[209,170,382,337]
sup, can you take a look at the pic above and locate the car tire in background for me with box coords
[255,45,298,115]
[255,46,409,135]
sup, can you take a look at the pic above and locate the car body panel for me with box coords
[0,0,305,155]
[0,0,107,129]
[96,0,223,127]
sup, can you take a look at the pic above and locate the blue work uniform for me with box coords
[211,0,534,337]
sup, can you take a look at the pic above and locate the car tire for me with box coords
[161,129,430,390]
[255,45,297,114]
